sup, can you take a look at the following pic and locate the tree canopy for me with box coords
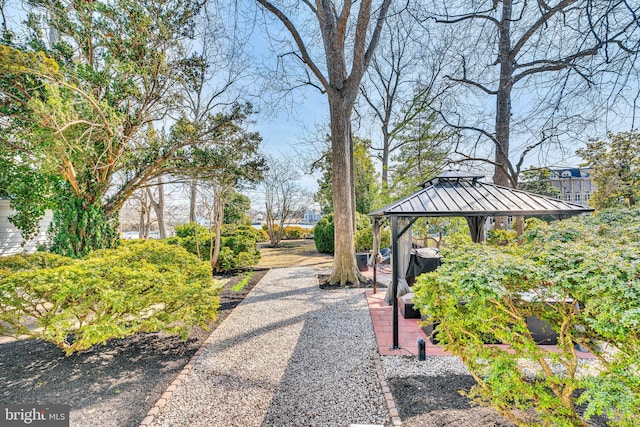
[0,0,261,256]
[578,131,640,209]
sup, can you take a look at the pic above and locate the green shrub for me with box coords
[283,226,312,239]
[485,228,517,246]
[174,222,209,239]
[413,208,640,426]
[0,252,73,271]
[0,241,221,355]
[167,223,260,272]
[355,225,391,252]
[261,225,312,241]
[313,214,335,253]
[220,225,261,270]
[256,228,270,242]
[314,213,371,254]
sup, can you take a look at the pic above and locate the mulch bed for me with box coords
[317,273,388,290]
[0,268,269,427]
[390,374,609,427]
[389,374,515,427]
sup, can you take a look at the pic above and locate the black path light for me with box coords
[369,170,594,350]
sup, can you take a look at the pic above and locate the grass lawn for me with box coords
[256,239,333,269]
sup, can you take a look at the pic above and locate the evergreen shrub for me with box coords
[314,213,371,254]
[413,208,640,426]
[168,222,260,272]
[0,241,220,355]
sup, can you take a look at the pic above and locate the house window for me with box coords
[585,192,591,201]
[564,192,571,202]
[575,193,581,203]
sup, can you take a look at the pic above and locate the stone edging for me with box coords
[139,332,217,427]
[372,350,402,426]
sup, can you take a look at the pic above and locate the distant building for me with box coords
[303,209,322,224]
[549,167,596,206]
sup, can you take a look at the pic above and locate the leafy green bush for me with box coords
[220,225,261,270]
[313,214,335,253]
[0,252,74,271]
[261,225,312,240]
[314,213,371,254]
[0,241,221,355]
[174,222,210,239]
[284,226,312,239]
[256,228,270,242]
[485,228,517,246]
[355,225,390,252]
[167,223,260,272]
[413,208,640,426]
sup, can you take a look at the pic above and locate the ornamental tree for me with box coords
[0,0,257,257]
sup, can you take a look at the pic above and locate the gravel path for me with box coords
[150,267,391,427]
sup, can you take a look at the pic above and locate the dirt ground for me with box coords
[256,239,333,269]
[0,269,268,427]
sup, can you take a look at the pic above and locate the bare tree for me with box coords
[145,177,167,239]
[254,0,392,284]
[262,156,312,247]
[422,0,638,187]
[415,0,639,230]
[175,2,251,221]
[359,6,450,186]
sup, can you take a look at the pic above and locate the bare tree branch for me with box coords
[255,0,330,92]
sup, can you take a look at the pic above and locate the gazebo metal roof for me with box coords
[370,170,593,218]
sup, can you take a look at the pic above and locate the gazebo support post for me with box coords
[391,216,400,350]
[373,218,379,294]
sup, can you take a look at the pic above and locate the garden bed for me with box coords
[0,268,268,427]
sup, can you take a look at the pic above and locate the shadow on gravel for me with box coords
[259,288,390,427]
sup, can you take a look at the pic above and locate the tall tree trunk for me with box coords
[210,188,224,271]
[254,0,391,285]
[329,98,366,285]
[189,177,197,223]
[350,131,357,226]
[494,0,514,230]
[144,207,151,238]
[381,128,390,185]
[138,206,146,239]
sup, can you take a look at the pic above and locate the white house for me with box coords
[549,167,596,206]
[0,199,53,256]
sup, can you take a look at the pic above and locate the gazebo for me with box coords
[368,170,594,350]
